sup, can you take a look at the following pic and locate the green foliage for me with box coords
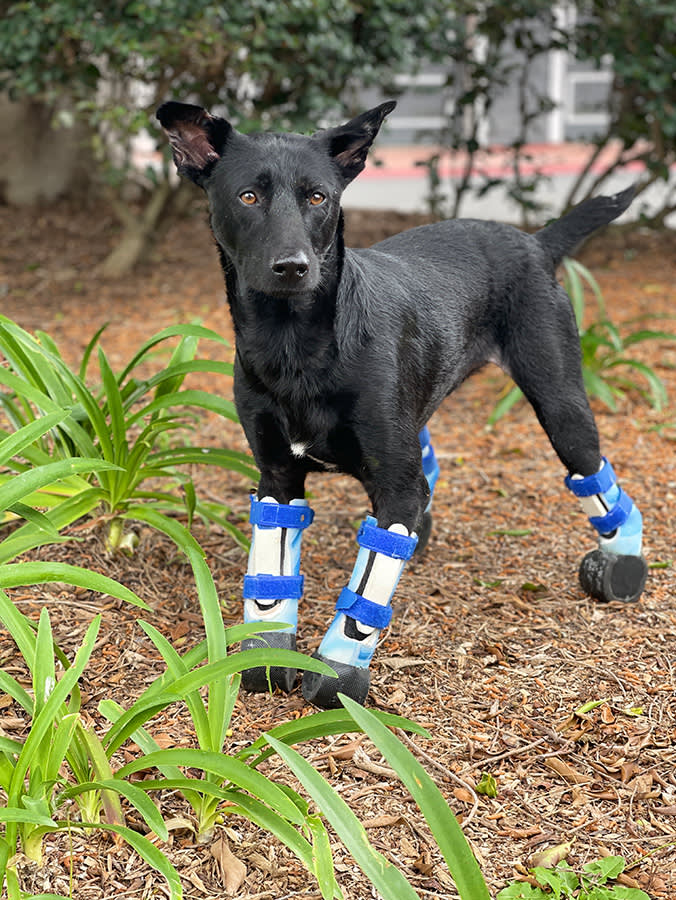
[489,259,676,424]
[497,856,651,899]
[418,2,675,223]
[0,316,257,556]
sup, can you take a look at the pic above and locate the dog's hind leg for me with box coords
[504,282,647,604]
[240,494,314,693]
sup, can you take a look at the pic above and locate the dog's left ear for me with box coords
[318,101,396,184]
[156,101,232,184]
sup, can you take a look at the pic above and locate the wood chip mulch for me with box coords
[0,201,675,898]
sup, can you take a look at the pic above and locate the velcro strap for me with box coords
[357,520,418,560]
[336,587,393,629]
[243,573,304,600]
[249,497,315,529]
[589,488,633,535]
[565,457,616,497]
[418,426,432,449]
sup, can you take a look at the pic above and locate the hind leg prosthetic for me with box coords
[566,458,647,603]
[241,495,314,692]
[302,517,418,708]
[417,426,440,554]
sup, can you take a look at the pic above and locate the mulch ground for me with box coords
[0,198,675,899]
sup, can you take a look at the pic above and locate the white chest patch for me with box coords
[290,442,309,458]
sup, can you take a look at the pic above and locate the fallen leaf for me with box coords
[363,814,404,829]
[211,835,247,895]
[530,840,573,868]
[544,758,592,784]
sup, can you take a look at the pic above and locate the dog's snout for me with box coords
[271,253,310,281]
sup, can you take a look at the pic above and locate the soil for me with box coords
[1,198,675,900]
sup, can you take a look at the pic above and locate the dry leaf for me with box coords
[453,787,475,803]
[363,814,404,829]
[530,840,573,868]
[544,758,592,784]
[211,836,247,895]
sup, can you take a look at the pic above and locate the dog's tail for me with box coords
[535,185,635,267]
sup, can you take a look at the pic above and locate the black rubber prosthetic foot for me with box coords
[579,550,648,603]
[302,654,370,709]
[240,631,297,693]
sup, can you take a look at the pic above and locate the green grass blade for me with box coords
[33,608,56,720]
[5,502,61,537]
[117,323,229,382]
[241,708,430,767]
[223,793,316,872]
[0,411,69,466]
[117,749,305,825]
[62,779,168,840]
[0,562,148,609]
[127,389,238,426]
[489,384,524,425]
[0,669,32,714]
[338,694,490,900]
[147,447,258,480]
[9,616,101,805]
[74,822,182,899]
[0,459,119,514]
[79,323,108,380]
[265,734,420,900]
[0,808,56,827]
[98,347,128,466]
[138,620,211,749]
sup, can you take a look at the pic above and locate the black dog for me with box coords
[157,100,647,708]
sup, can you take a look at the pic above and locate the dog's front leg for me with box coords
[239,457,314,694]
[302,438,431,709]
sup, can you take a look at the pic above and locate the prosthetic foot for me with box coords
[566,458,646,603]
[241,495,314,692]
[417,426,440,556]
[302,517,417,708]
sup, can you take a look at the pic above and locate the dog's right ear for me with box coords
[156,102,232,183]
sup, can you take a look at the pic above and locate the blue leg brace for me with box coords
[565,457,642,556]
[419,426,440,513]
[243,495,314,632]
[314,516,418,670]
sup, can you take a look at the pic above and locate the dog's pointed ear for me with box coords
[319,101,396,184]
[156,101,232,183]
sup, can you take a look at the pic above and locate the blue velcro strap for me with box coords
[565,457,616,497]
[589,488,633,535]
[249,497,314,529]
[243,573,304,600]
[357,520,418,560]
[336,587,393,629]
[419,426,431,449]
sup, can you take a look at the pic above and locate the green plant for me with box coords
[497,856,651,899]
[267,693,490,900]
[489,258,676,424]
[0,316,257,558]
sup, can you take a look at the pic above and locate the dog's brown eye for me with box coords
[239,191,258,205]
[309,191,326,206]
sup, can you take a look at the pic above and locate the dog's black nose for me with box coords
[271,253,309,281]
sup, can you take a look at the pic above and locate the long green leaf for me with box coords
[62,779,168,841]
[118,323,229,382]
[0,411,69,466]
[117,749,304,825]
[339,694,490,900]
[0,562,148,609]
[266,734,420,900]
[73,822,182,899]
[98,347,128,466]
[0,459,119,514]
[127,389,237,426]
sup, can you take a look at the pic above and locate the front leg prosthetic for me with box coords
[302,517,418,708]
[566,457,647,603]
[241,495,314,692]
